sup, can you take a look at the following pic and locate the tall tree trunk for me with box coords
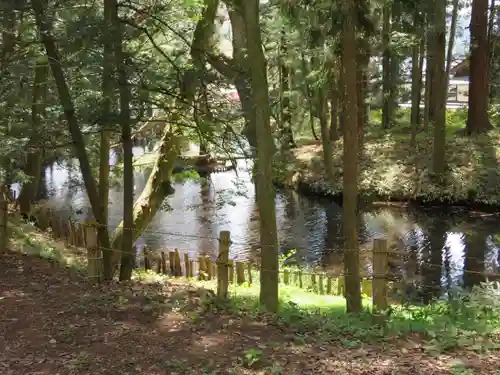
[389,0,401,123]
[445,0,460,91]
[279,33,296,149]
[410,9,425,146]
[300,53,319,140]
[467,0,493,134]
[488,0,496,103]
[111,0,135,281]
[328,67,340,141]
[341,0,362,313]
[32,0,113,278]
[19,62,47,215]
[382,3,393,129]
[410,35,421,146]
[429,1,447,175]
[99,0,114,229]
[319,86,334,185]
[240,0,279,312]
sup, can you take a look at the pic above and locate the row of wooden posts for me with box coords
[7,200,391,310]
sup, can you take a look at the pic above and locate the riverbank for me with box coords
[275,129,500,210]
[3,222,499,374]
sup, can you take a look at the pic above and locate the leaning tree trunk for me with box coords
[32,0,113,278]
[341,0,362,313]
[110,0,220,267]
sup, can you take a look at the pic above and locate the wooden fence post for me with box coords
[85,225,102,282]
[236,262,245,284]
[0,187,8,253]
[372,238,388,312]
[143,247,151,270]
[184,252,190,277]
[174,249,182,276]
[217,230,230,298]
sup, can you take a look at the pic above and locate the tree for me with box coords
[467,0,493,134]
[32,0,114,279]
[111,0,135,280]
[240,0,279,312]
[341,0,362,313]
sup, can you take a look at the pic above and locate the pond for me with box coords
[18,147,500,302]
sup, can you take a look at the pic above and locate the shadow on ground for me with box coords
[0,251,498,375]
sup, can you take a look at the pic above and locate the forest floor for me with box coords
[278,125,500,208]
[1,249,499,375]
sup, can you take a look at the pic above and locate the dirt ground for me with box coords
[0,251,498,375]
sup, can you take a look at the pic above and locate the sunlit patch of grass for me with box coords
[10,220,87,273]
[194,277,500,351]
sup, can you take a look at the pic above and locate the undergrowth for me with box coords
[9,219,500,353]
[280,109,500,206]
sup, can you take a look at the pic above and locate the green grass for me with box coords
[195,278,500,351]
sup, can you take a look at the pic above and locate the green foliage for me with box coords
[172,169,201,182]
[198,278,499,352]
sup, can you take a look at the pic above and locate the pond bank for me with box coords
[274,132,500,212]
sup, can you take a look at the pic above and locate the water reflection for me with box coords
[19,147,500,296]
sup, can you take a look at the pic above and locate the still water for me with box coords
[24,147,500,300]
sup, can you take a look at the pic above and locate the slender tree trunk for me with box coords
[430,0,447,175]
[19,63,47,215]
[341,0,362,313]
[32,0,113,278]
[300,53,319,140]
[111,0,135,281]
[319,87,334,185]
[445,0,460,91]
[410,36,421,146]
[329,69,339,141]
[382,3,393,129]
[417,35,425,127]
[467,0,493,134]
[488,0,496,103]
[99,0,114,229]
[240,0,279,312]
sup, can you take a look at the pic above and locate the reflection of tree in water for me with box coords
[419,215,449,304]
[197,178,217,258]
[320,203,343,274]
[463,229,487,288]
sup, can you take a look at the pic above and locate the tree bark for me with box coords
[467,0,493,134]
[19,62,47,215]
[110,0,135,281]
[445,0,460,91]
[99,0,115,229]
[381,3,393,129]
[429,1,447,175]
[240,0,279,313]
[341,0,362,313]
[32,0,113,278]
[319,86,334,185]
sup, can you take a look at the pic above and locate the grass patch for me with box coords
[10,220,87,273]
[196,278,500,351]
